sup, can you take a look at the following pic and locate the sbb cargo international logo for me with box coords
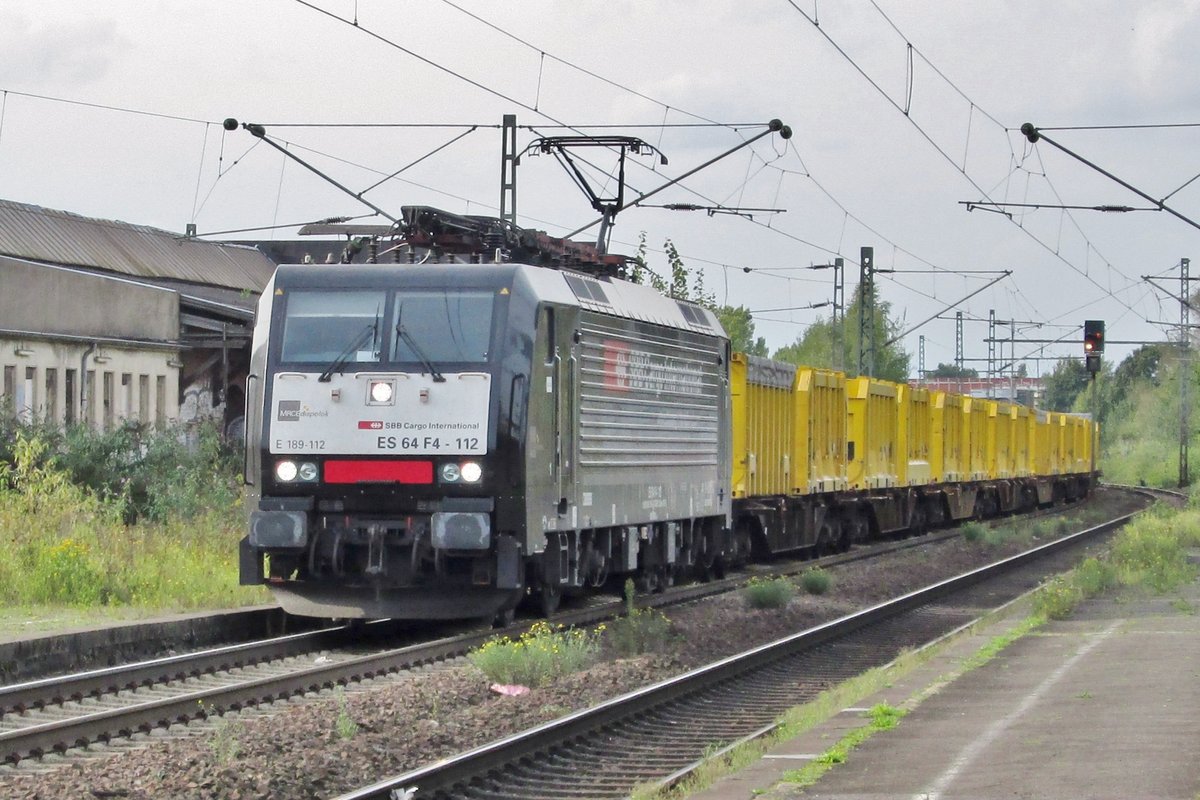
[358,420,383,430]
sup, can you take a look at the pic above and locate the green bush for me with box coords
[1033,575,1082,620]
[960,521,986,543]
[468,621,601,687]
[801,567,832,595]
[606,579,672,656]
[1074,557,1117,596]
[1,417,240,523]
[743,576,795,608]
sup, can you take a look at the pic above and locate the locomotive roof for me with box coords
[271,261,727,339]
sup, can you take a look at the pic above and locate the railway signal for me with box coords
[1084,319,1104,373]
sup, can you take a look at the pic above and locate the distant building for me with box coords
[0,200,275,435]
[916,376,1044,407]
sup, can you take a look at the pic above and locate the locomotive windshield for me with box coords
[392,289,493,363]
[280,291,384,363]
[277,287,495,366]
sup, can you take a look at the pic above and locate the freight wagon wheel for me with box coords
[814,520,835,556]
[909,505,928,538]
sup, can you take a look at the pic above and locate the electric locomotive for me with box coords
[240,208,731,621]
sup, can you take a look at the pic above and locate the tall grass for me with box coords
[0,422,262,611]
[1032,504,1199,620]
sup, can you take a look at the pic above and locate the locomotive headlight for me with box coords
[368,379,395,405]
[440,461,483,484]
[275,460,299,482]
[297,462,319,482]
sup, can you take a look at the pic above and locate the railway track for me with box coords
[0,489,1145,774]
[331,503,1145,800]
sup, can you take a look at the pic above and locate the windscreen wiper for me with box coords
[318,323,377,383]
[395,322,446,382]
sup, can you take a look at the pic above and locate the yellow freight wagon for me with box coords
[847,377,899,489]
[989,400,1014,478]
[930,391,966,482]
[1069,414,1093,474]
[1012,404,1032,477]
[794,367,848,494]
[962,397,992,481]
[1033,410,1054,476]
[898,384,932,486]
[1058,412,1074,474]
[730,353,797,498]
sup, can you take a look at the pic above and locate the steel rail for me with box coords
[333,508,1139,800]
[0,625,355,715]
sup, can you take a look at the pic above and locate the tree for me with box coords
[771,285,911,382]
[928,362,978,379]
[629,233,767,356]
[1041,357,1091,412]
[717,305,768,356]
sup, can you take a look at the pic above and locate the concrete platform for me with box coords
[690,569,1200,800]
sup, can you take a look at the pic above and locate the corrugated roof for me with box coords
[0,199,277,292]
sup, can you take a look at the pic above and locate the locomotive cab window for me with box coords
[280,291,385,363]
[392,289,494,364]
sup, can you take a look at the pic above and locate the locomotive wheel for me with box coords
[539,582,562,617]
[637,566,661,594]
[492,588,523,628]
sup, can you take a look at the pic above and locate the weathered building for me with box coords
[0,200,276,434]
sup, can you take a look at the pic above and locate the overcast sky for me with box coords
[2,0,1198,375]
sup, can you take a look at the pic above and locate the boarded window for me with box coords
[85,370,96,427]
[65,369,77,425]
[103,372,114,430]
[156,375,167,427]
[45,368,58,423]
[121,373,133,420]
[139,374,150,422]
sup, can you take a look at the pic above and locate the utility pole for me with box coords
[987,309,996,398]
[1182,258,1191,487]
[918,335,926,382]
[955,311,964,394]
[1009,319,1017,401]
[858,247,875,377]
[832,257,845,372]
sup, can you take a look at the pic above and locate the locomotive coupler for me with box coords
[365,523,386,576]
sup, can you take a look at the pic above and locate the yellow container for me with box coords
[847,377,899,489]
[1011,404,1032,476]
[989,400,1013,478]
[795,367,848,494]
[898,384,932,486]
[931,391,965,482]
[730,354,797,498]
[963,397,992,480]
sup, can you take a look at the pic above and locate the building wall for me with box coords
[1,336,180,429]
[1,257,178,341]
